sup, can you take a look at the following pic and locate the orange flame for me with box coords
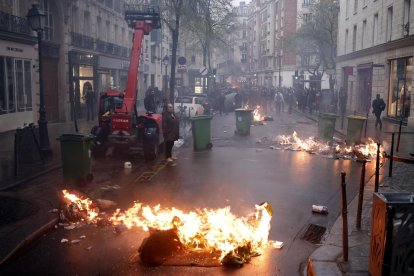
[61,190,272,261]
[253,106,264,122]
[62,189,99,222]
[277,131,383,159]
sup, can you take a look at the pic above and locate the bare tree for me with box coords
[286,0,339,91]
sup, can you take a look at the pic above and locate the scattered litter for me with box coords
[61,238,69,243]
[80,235,86,239]
[223,131,227,133]
[312,205,329,215]
[49,209,59,213]
[124,162,132,169]
[54,225,58,229]
[96,199,117,210]
[263,116,274,121]
[64,225,76,230]
[270,240,284,249]
[71,239,81,244]
[59,223,69,226]
[86,246,92,251]
[269,146,280,150]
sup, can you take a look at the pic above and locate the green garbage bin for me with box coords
[58,133,93,184]
[235,109,253,135]
[318,113,338,141]
[191,115,213,151]
[346,115,367,145]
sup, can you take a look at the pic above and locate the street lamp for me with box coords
[162,55,169,99]
[27,4,51,156]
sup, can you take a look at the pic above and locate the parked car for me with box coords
[174,96,205,117]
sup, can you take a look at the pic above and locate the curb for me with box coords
[0,164,62,192]
[0,216,59,268]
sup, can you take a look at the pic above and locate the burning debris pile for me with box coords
[60,190,277,267]
[259,131,383,160]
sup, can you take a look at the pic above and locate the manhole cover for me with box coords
[0,196,39,226]
[301,224,326,244]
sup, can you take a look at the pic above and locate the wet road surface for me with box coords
[0,111,377,275]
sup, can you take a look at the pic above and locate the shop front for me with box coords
[68,51,97,120]
[98,55,129,93]
[387,57,412,121]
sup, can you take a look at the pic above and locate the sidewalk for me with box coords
[300,109,414,275]
[0,119,95,191]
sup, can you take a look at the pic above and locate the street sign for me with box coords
[200,66,208,76]
[177,64,187,72]
[178,56,186,65]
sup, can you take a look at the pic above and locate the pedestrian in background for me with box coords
[162,103,179,166]
[218,92,226,115]
[372,94,386,130]
[83,82,95,121]
[274,91,284,114]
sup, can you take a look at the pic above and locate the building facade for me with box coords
[246,0,299,88]
[0,0,171,133]
[336,0,414,129]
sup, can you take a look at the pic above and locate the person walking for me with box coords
[162,103,179,166]
[372,94,386,129]
[84,82,95,121]
[274,91,284,114]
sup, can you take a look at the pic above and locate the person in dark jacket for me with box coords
[372,94,386,129]
[162,103,179,165]
[144,88,157,113]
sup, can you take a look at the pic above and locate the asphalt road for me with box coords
[0,110,377,275]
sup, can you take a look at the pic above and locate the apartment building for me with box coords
[216,1,249,87]
[336,0,414,129]
[0,0,170,132]
[247,0,298,88]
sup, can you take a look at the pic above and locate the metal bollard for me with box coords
[356,160,367,230]
[375,142,381,192]
[388,133,395,177]
[397,119,403,152]
[340,171,348,261]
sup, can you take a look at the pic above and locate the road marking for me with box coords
[135,160,167,183]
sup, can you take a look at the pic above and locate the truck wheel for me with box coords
[144,141,158,161]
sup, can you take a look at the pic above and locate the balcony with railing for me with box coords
[70,32,94,50]
[0,10,32,36]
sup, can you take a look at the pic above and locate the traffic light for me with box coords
[213,68,217,78]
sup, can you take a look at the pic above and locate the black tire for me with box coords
[144,141,159,161]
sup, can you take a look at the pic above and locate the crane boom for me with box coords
[117,4,161,114]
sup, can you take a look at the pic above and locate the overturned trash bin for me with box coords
[317,113,338,141]
[235,108,253,135]
[58,133,93,185]
[369,192,414,276]
[191,115,213,151]
[346,115,367,145]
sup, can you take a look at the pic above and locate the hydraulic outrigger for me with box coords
[91,5,164,161]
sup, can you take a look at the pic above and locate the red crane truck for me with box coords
[91,5,164,161]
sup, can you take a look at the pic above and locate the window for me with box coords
[386,6,393,42]
[0,57,32,114]
[354,0,358,13]
[106,21,111,41]
[40,0,54,41]
[362,20,367,48]
[84,11,91,36]
[303,0,311,6]
[373,13,378,45]
[352,25,357,51]
[403,0,411,37]
[191,55,195,64]
[388,57,413,118]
